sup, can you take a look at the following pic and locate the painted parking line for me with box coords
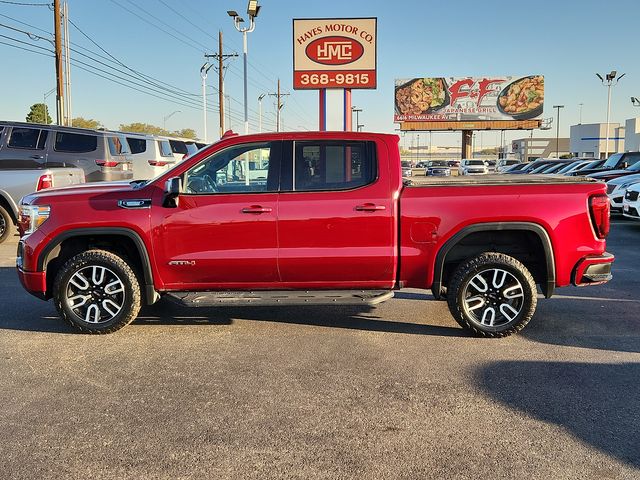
[542,294,640,303]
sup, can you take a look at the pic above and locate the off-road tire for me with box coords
[447,252,537,337]
[0,205,12,244]
[53,249,141,334]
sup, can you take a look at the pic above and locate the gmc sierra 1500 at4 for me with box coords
[17,131,614,336]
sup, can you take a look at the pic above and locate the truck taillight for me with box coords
[36,173,53,191]
[148,160,171,167]
[589,194,610,239]
[96,159,119,167]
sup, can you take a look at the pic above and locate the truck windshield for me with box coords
[467,160,484,166]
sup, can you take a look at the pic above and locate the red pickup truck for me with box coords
[17,131,614,336]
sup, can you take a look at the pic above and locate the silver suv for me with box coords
[0,121,133,182]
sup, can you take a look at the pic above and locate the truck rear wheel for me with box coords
[53,249,141,334]
[447,252,537,337]
[0,205,12,243]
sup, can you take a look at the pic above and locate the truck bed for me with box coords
[406,174,594,187]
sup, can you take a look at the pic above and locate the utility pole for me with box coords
[53,0,64,125]
[205,31,238,138]
[62,0,71,126]
[268,78,289,132]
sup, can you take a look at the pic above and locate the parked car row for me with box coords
[0,120,207,243]
[500,152,640,222]
[0,121,206,183]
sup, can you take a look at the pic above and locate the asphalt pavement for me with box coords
[0,221,639,479]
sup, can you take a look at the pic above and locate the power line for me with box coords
[107,0,207,53]
[0,38,52,57]
[0,1,51,6]
[0,13,278,131]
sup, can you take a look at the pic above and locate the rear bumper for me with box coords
[572,252,614,287]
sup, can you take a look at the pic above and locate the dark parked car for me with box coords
[588,157,640,182]
[426,160,451,176]
[568,152,640,177]
[506,159,566,175]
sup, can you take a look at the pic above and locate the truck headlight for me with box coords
[19,205,50,235]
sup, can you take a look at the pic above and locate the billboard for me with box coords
[394,76,544,122]
[293,18,377,89]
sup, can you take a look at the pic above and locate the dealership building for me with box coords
[569,123,626,158]
[510,137,570,162]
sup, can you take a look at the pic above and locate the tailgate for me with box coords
[51,168,85,188]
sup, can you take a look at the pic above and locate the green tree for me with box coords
[119,122,199,140]
[119,122,169,136]
[25,103,52,124]
[72,117,102,129]
[174,128,197,140]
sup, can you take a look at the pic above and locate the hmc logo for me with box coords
[305,36,364,66]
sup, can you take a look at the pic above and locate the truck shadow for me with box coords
[476,360,640,468]
[135,299,469,337]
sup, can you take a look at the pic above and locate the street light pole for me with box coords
[200,62,213,142]
[351,106,362,132]
[553,105,564,158]
[578,103,583,124]
[258,93,266,132]
[597,71,625,159]
[228,2,261,135]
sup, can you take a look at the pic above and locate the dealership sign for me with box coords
[394,76,544,122]
[293,18,377,89]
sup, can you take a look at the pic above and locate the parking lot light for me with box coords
[597,71,625,159]
[553,105,564,159]
[229,1,261,135]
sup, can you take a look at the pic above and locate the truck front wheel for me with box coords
[53,249,141,334]
[447,252,537,337]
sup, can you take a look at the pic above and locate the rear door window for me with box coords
[54,132,98,153]
[158,140,173,157]
[108,135,131,156]
[169,140,188,155]
[8,127,48,149]
[126,137,147,154]
[292,141,376,192]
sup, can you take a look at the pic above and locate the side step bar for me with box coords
[165,290,394,307]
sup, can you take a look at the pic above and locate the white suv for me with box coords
[459,159,488,175]
[606,174,640,213]
[623,182,640,221]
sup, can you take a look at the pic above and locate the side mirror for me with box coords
[163,177,182,208]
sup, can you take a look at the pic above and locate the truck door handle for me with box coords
[355,203,386,212]
[241,205,272,214]
[30,155,44,159]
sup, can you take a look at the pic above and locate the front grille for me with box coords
[606,184,616,194]
[625,190,639,201]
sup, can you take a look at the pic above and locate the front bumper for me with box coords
[623,203,640,220]
[572,252,614,287]
[17,267,48,300]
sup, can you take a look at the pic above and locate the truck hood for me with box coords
[21,181,138,205]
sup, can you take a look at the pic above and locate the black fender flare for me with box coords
[431,222,555,299]
[38,227,159,304]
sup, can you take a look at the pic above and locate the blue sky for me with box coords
[1,0,639,147]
